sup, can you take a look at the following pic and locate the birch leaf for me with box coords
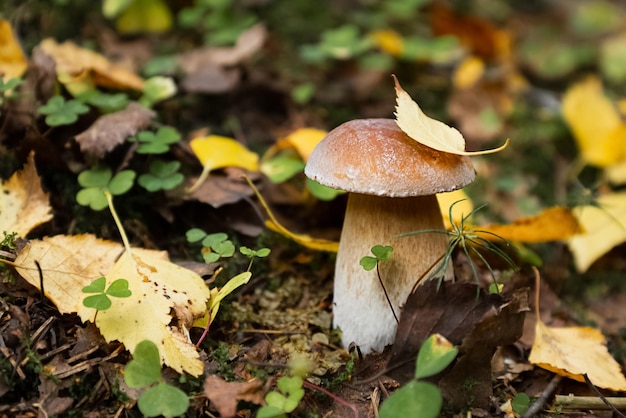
[393,75,508,155]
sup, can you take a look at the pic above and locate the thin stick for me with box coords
[376,262,398,324]
[522,374,561,418]
[302,380,359,418]
[583,373,626,417]
[554,394,626,411]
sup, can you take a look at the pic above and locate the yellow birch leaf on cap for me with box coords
[393,75,509,155]
[562,76,626,167]
[475,206,581,243]
[529,268,626,391]
[283,128,327,162]
[567,191,626,272]
[0,19,27,81]
[0,153,52,237]
[38,38,144,94]
[190,135,259,172]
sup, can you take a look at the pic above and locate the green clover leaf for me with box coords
[82,277,131,311]
[132,126,181,154]
[138,160,184,192]
[38,95,89,126]
[76,166,135,210]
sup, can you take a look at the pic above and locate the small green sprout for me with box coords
[38,95,89,126]
[82,277,131,311]
[379,334,458,418]
[76,166,136,210]
[359,244,393,271]
[240,246,271,271]
[1,231,18,250]
[138,160,184,192]
[124,340,189,417]
[131,126,181,154]
[257,376,305,418]
[186,229,235,263]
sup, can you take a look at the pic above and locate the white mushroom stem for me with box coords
[334,192,452,354]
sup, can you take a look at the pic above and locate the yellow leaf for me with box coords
[393,75,509,155]
[14,235,209,376]
[282,128,327,162]
[453,56,485,89]
[0,153,52,237]
[436,189,474,230]
[189,135,259,172]
[567,191,626,272]
[243,176,339,252]
[562,77,626,167]
[38,38,145,94]
[116,0,173,34]
[476,206,581,243]
[82,251,210,376]
[607,160,626,185]
[529,268,626,391]
[370,29,404,57]
[0,19,27,81]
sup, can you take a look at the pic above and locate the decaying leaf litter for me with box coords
[2,1,626,417]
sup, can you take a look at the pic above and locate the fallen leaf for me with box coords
[203,375,264,417]
[74,102,155,158]
[81,251,211,376]
[476,206,582,243]
[386,280,527,409]
[281,128,327,162]
[567,191,626,272]
[529,269,626,391]
[115,0,173,34]
[190,135,259,172]
[0,153,52,237]
[436,189,474,230]
[39,38,145,94]
[14,235,209,376]
[0,19,27,81]
[184,170,257,208]
[453,56,485,89]
[370,29,404,57]
[393,75,508,155]
[562,76,626,167]
[244,176,339,252]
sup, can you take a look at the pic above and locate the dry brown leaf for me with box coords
[476,206,581,243]
[38,38,144,94]
[0,153,52,237]
[0,19,28,81]
[74,102,155,158]
[529,268,626,391]
[204,375,264,417]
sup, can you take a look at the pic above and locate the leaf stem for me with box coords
[186,162,212,193]
[105,191,133,255]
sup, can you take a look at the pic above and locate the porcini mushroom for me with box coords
[304,118,475,354]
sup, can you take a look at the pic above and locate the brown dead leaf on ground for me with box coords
[177,24,267,93]
[203,375,265,417]
[0,153,52,237]
[386,280,528,409]
[183,167,258,208]
[74,102,155,158]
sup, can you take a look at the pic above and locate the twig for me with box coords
[582,373,626,417]
[554,394,626,411]
[302,380,360,418]
[522,374,561,418]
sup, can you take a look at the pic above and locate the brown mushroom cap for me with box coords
[305,118,476,197]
